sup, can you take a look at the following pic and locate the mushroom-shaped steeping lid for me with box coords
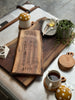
[18,13,31,21]
[55,85,72,100]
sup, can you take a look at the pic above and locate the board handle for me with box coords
[17,5,31,13]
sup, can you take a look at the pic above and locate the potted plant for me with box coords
[56,19,74,44]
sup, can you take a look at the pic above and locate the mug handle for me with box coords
[61,76,66,83]
[49,83,52,89]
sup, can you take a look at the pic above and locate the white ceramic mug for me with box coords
[44,70,65,91]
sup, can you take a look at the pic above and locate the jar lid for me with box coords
[55,85,72,100]
[18,13,31,21]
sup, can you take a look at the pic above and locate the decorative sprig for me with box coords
[56,19,74,45]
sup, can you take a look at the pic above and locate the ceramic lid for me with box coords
[55,85,72,100]
[18,13,31,21]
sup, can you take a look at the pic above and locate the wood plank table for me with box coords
[0,3,75,100]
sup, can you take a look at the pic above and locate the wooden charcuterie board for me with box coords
[12,30,43,75]
[0,17,67,87]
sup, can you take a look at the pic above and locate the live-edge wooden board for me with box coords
[12,30,43,75]
[0,17,67,87]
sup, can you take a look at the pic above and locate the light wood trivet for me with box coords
[58,52,75,71]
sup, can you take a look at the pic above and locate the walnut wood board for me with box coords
[12,30,43,75]
[0,17,67,87]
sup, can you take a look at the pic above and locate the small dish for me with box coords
[42,18,58,36]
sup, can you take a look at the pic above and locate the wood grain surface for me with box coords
[12,30,43,75]
[58,54,75,71]
[0,17,67,87]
